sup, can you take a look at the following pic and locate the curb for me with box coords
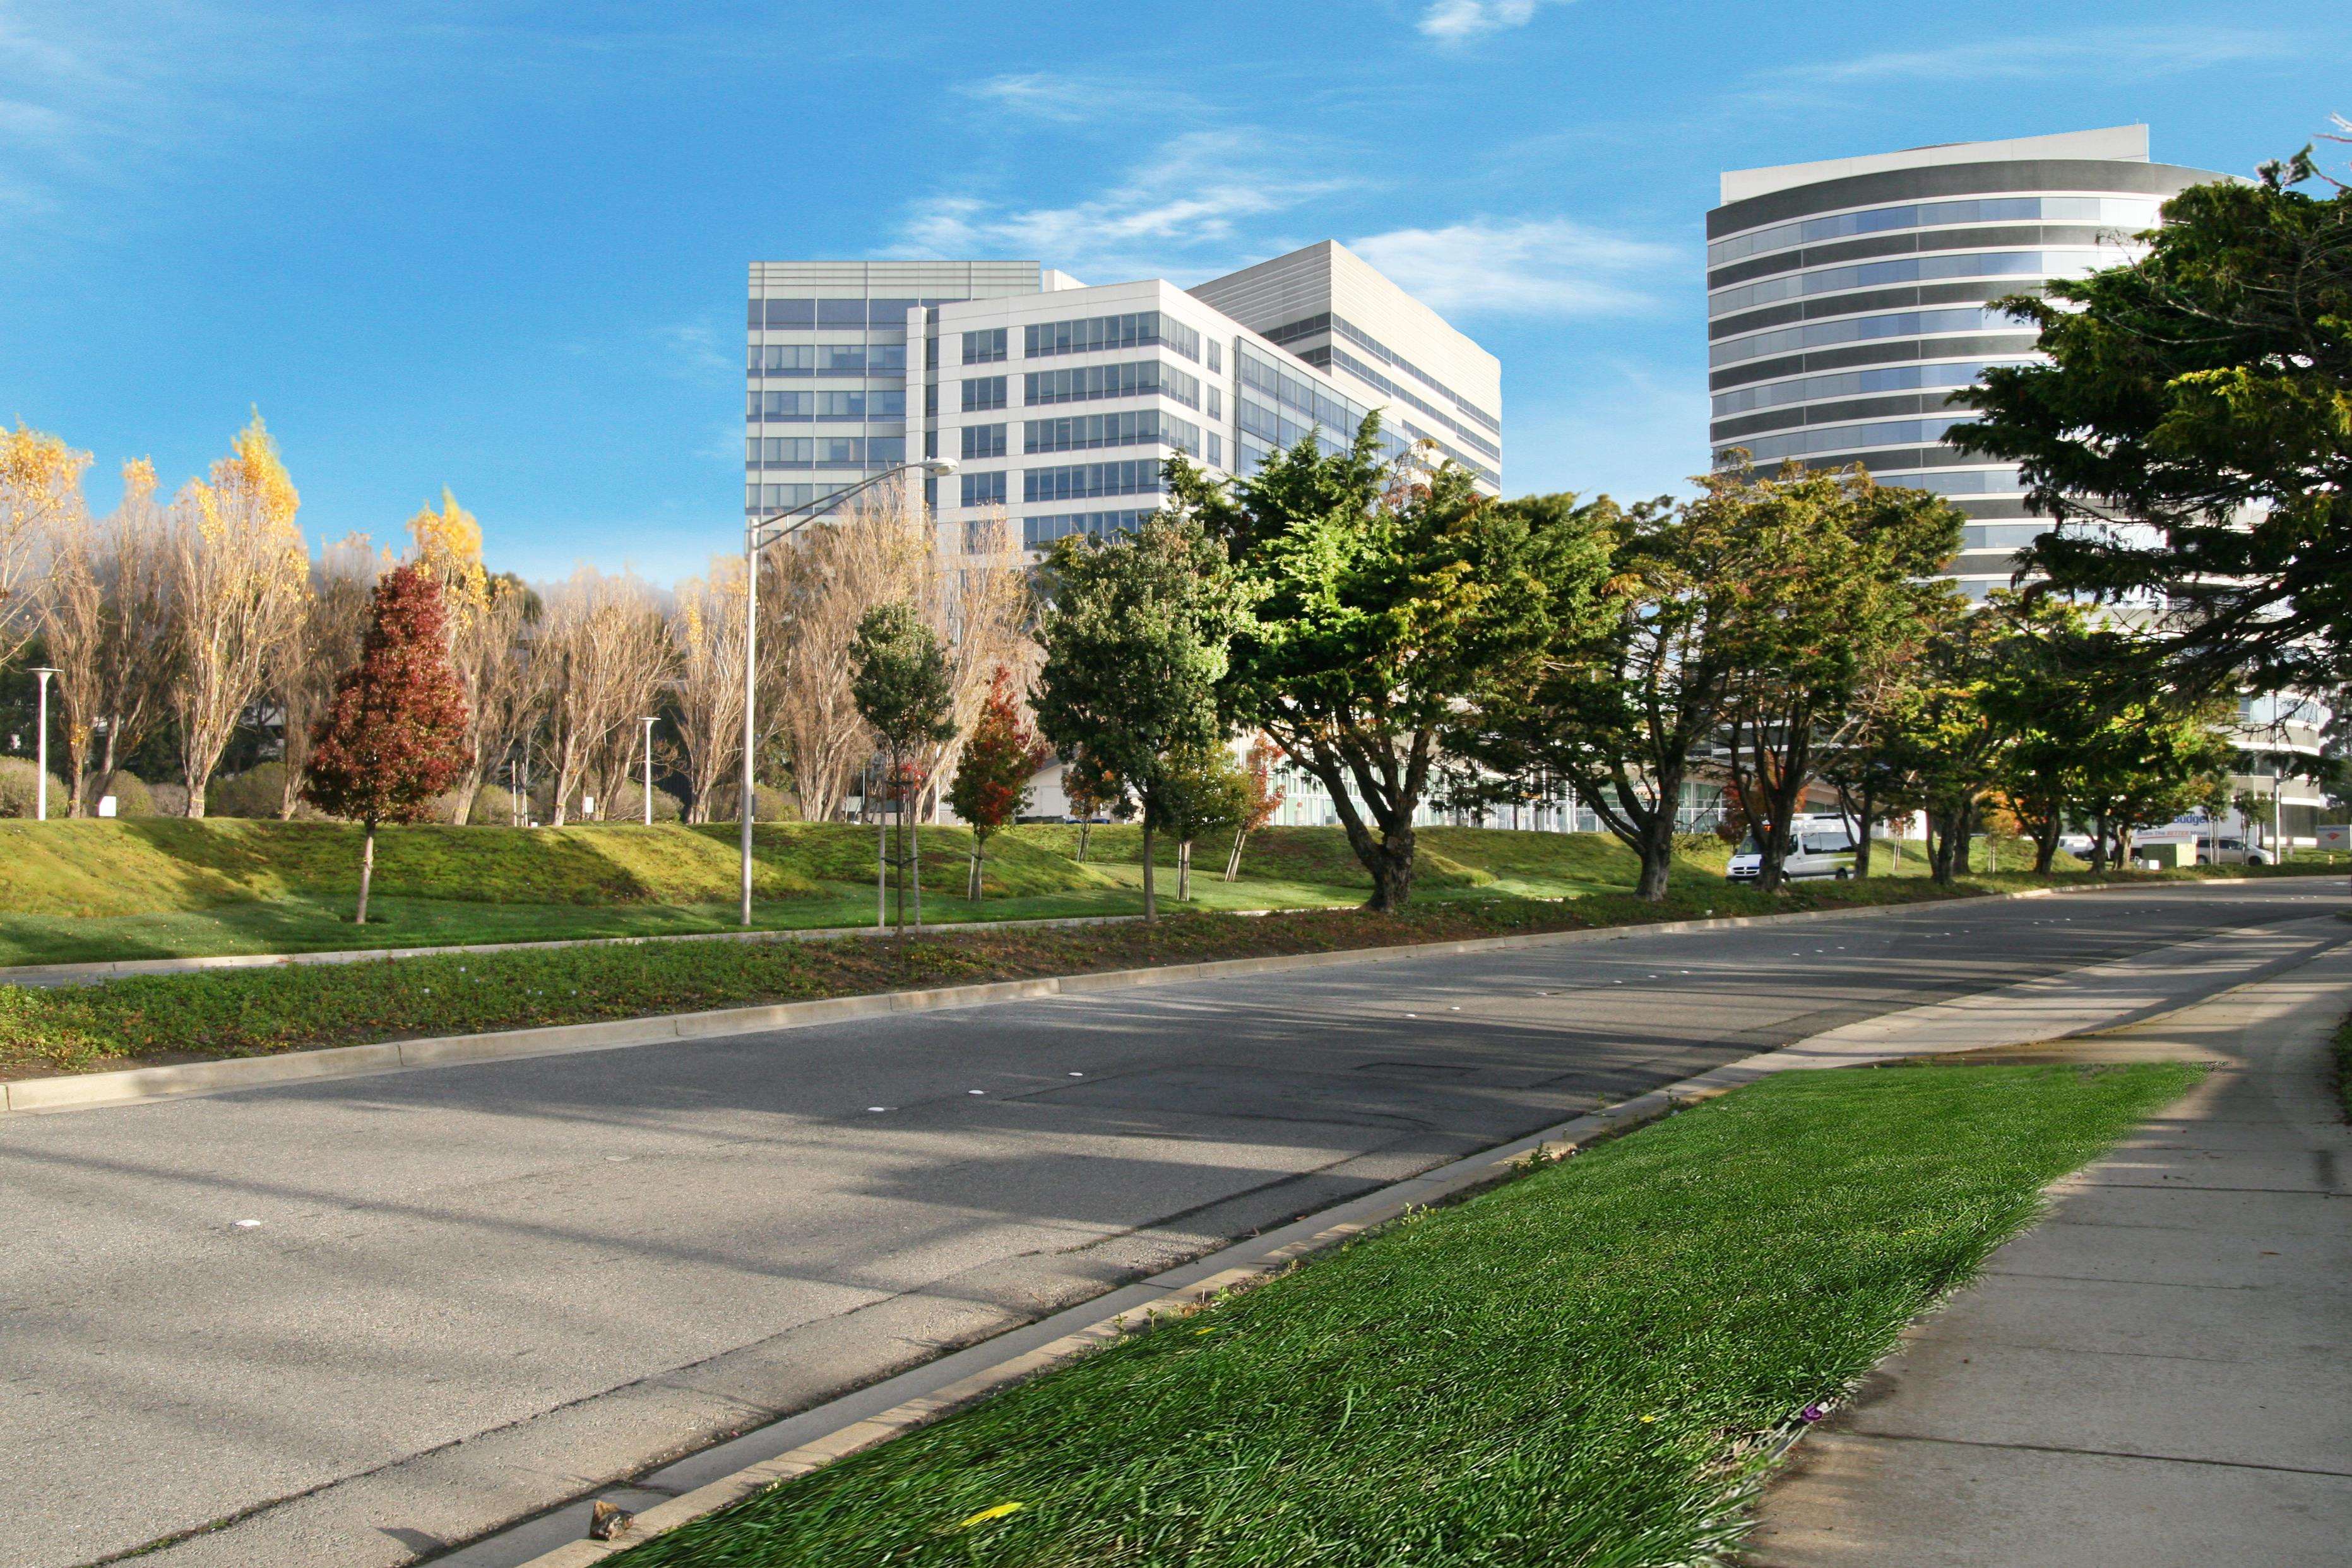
[0,879,2224,1118]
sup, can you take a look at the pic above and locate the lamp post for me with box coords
[640,716,658,826]
[739,458,956,926]
[28,667,58,821]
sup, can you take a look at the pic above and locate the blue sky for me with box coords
[1,1,2341,584]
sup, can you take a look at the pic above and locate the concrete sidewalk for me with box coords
[1743,946,2352,1567]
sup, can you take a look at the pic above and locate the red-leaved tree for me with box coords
[1225,738,1286,881]
[304,562,471,924]
[947,665,1048,900]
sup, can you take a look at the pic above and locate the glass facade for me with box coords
[1706,195,2162,266]
[960,470,1006,508]
[1024,360,1201,408]
[1025,311,1202,362]
[1023,509,1155,549]
[1023,460,1165,504]
[1024,410,1199,454]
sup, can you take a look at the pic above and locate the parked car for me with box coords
[2197,837,2274,867]
[1727,819,1858,882]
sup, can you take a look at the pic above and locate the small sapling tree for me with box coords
[947,664,1048,900]
[850,601,956,941]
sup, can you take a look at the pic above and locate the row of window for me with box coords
[1709,358,2031,417]
[1707,196,2161,266]
[1261,311,1500,435]
[1025,311,1203,363]
[1719,412,1969,463]
[747,343,909,376]
[1025,458,1168,504]
[1024,410,1201,454]
[1324,345,1502,462]
[962,327,1007,364]
[1711,306,2022,367]
[747,297,954,330]
[746,389,908,420]
[1708,248,2106,317]
[746,436,908,468]
[745,482,853,513]
[961,424,1006,460]
[1025,359,1202,410]
[1023,510,1155,548]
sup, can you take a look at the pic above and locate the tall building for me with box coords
[1708,128,2335,846]
[746,243,1499,557]
[1706,125,2220,600]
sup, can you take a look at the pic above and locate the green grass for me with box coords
[598,1060,2200,1568]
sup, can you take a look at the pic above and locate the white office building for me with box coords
[1706,125,2223,600]
[746,242,1501,555]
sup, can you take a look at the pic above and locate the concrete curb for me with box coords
[0,880,2173,1118]
[495,912,2352,1567]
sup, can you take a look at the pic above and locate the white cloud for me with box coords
[958,72,1197,125]
[1348,218,1680,318]
[1749,26,2294,102]
[1417,0,1564,43]
[899,129,1350,281]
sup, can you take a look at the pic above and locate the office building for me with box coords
[746,243,1500,557]
[1706,124,2221,600]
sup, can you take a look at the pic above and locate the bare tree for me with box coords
[538,567,668,824]
[275,535,384,817]
[917,508,1033,819]
[668,555,748,823]
[80,463,177,811]
[1,422,87,677]
[167,417,310,818]
[458,578,540,822]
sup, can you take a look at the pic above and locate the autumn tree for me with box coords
[274,535,384,818]
[946,664,1047,898]
[1061,747,1121,863]
[670,557,749,823]
[168,415,311,816]
[1225,739,1286,881]
[1,422,89,678]
[1177,431,1595,910]
[405,490,512,822]
[1034,511,1252,922]
[73,463,175,811]
[538,567,668,824]
[851,600,956,937]
[303,564,470,923]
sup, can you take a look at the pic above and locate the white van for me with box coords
[1727,816,1858,882]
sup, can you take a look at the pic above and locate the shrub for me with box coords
[466,783,521,825]
[696,781,799,824]
[91,770,157,817]
[207,763,292,819]
[0,757,72,819]
[147,782,189,818]
[596,779,684,823]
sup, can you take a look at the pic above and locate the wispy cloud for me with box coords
[656,322,733,377]
[1416,0,1567,44]
[900,129,1351,281]
[1746,26,2296,105]
[958,71,1199,125]
[1348,218,1680,318]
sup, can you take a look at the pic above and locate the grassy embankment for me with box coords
[594,1060,2199,1568]
[0,819,1724,968]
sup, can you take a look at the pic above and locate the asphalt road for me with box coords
[2,880,2343,1568]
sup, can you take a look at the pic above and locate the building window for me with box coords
[1024,311,1201,362]
[1023,509,1154,549]
[962,424,1007,460]
[961,470,1007,508]
[816,436,865,465]
[1023,410,1199,454]
[867,436,906,466]
[962,376,1007,412]
[749,436,817,469]
[818,344,867,376]
[869,389,906,419]
[1022,460,1163,503]
[1206,338,1222,373]
[1023,360,1200,409]
[816,391,865,419]
[758,299,816,330]
[817,299,867,327]
[752,345,817,376]
[962,328,1008,364]
[1206,385,1221,420]
[1208,433,1222,467]
[925,383,939,417]
[758,390,814,421]
[869,298,920,326]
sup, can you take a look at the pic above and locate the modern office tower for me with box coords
[746,242,1499,556]
[1706,125,2223,600]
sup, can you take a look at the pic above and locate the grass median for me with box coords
[598,1060,2200,1568]
[0,879,1972,1077]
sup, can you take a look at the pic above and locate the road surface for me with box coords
[1,879,2342,1567]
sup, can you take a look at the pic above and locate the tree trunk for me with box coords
[2032,814,2060,875]
[910,811,923,930]
[1140,817,1157,922]
[968,838,983,901]
[1177,838,1192,901]
[355,820,376,925]
[2088,809,2108,874]
[1075,818,1090,862]
[877,810,887,928]
[1633,808,1674,902]
[1361,825,1415,912]
[183,759,208,818]
[1853,783,1877,878]
[93,726,121,819]
[1224,829,1245,882]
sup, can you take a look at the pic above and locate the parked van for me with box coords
[1727,816,1858,882]
[2197,837,2275,867]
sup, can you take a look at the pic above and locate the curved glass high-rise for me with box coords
[1706,126,2224,598]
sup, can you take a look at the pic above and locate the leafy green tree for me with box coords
[947,663,1048,900]
[302,563,470,924]
[1870,606,2012,886]
[1033,512,1253,922]
[850,601,955,940]
[1953,150,2352,689]
[1148,742,1252,901]
[1713,464,1963,891]
[1175,431,1607,910]
[1060,746,1122,863]
[1978,597,2114,874]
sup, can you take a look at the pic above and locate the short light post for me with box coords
[640,716,658,826]
[29,667,58,821]
[739,458,956,926]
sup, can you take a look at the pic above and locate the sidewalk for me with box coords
[1743,946,2352,1567]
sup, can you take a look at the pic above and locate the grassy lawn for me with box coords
[597,1060,2199,1568]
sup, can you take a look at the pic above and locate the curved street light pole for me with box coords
[739,458,956,927]
[29,667,58,821]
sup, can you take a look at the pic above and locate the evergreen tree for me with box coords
[303,562,470,924]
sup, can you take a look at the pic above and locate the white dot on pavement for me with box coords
[232,1219,261,1229]
[968,1090,985,1096]
[1068,1071,1084,1077]
[868,1107,888,1112]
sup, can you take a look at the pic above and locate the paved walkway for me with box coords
[1744,944,2352,1567]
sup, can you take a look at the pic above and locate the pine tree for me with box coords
[303,562,471,924]
[947,665,1048,899]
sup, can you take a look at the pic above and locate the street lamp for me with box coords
[28,667,57,821]
[639,716,658,826]
[739,458,956,925]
